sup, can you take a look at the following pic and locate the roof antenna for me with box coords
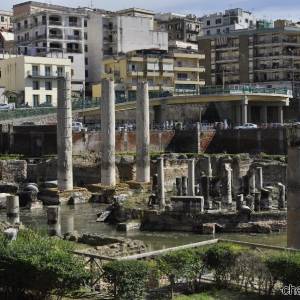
[90,0,93,8]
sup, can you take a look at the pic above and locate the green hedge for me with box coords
[103,243,300,299]
[103,260,150,300]
[0,229,90,299]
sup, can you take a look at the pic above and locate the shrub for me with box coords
[202,243,244,287]
[157,248,204,298]
[0,229,89,299]
[265,251,300,288]
[230,251,274,295]
[103,260,150,300]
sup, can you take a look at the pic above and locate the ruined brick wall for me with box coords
[207,128,287,155]
[0,160,27,183]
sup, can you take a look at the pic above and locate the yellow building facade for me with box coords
[92,49,205,100]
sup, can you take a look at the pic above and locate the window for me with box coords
[68,56,74,63]
[57,67,63,76]
[84,19,87,27]
[245,18,249,23]
[1,17,4,22]
[33,95,39,106]
[177,73,188,80]
[84,45,88,52]
[216,18,222,24]
[45,81,52,90]
[85,70,88,78]
[45,66,51,76]
[46,95,52,104]
[206,20,211,26]
[0,69,1,78]
[217,29,221,34]
[85,57,88,65]
[33,81,39,90]
[206,30,210,35]
[32,65,39,75]
[71,69,74,77]
[84,32,87,40]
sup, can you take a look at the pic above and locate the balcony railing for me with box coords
[49,20,62,26]
[69,22,81,27]
[49,34,63,39]
[67,35,82,40]
[66,48,82,53]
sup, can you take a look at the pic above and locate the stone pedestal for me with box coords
[6,195,20,224]
[38,188,91,205]
[47,206,61,236]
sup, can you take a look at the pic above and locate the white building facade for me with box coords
[13,2,85,95]
[0,55,71,107]
[0,10,12,31]
[200,8,256,36]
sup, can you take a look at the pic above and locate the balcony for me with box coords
[67,35,82,40]
[49,20,62,26]
[174,65,205,72]
[69,22,81,27]
[66,48,82,53]
[27,71,58,79]
[49,34,63,39]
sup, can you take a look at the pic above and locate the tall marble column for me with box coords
[136,82,150,182]
[101,79,116,186]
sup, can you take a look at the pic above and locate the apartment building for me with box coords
[13,1,86,95]
[199,21,300,94]
[86,8,168,87]
[199,21,300,119]
[92,48,205,100]
[0,31,15,52]
[200,8,256,36]
[0,10,13,31]
[155,13,201,44]
[0,55,71,107]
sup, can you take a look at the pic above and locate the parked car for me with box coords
[234,123,258,129]
[72,121,87,132]
[0,103,14,110]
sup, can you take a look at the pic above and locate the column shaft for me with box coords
[101,79,116,186]
[188,159,195,196]
[57,73,73,191]
[136,82,150,182]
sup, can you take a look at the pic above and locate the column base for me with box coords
[39,187,91,205]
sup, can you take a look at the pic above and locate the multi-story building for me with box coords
[199,21,300,89]
[92,48,205,100]
[13,1,86,95]
[155,13,201,44]
[0,10,13,31]
[200,8,256,36]
[0,55,71,107]
[199,21,300,119]
[0,31,15,52]
[86,8,168,88]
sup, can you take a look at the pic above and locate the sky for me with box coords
[3,0,300,21]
